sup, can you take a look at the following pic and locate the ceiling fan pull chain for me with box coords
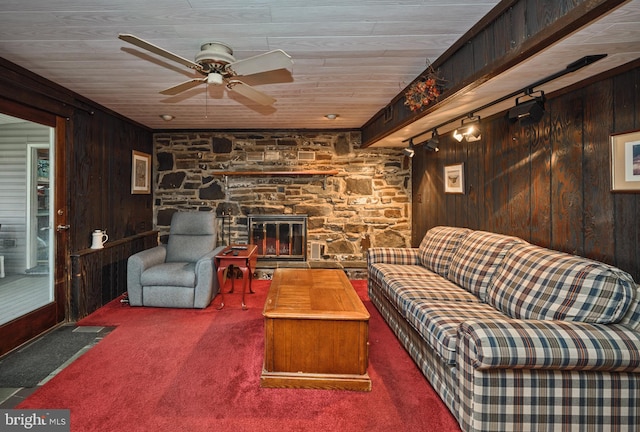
[205,83,208,118]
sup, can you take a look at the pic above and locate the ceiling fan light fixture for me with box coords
[207,73,224,85]
[119,34,292,107]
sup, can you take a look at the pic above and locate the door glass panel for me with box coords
[0,114,54,326]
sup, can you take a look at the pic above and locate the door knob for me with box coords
[56,224,70,231]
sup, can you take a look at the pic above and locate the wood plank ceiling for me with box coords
[0,0,638,146]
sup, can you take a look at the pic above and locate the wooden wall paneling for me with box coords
[583,78,615,264]
[487,118,511,234]
[416,144,446,239]
[457,140,470,228]
[510,1,528,50]
[449,41,474,86]
[466,124,483,230]
[491,7,512,62]
[109,116,128,240]
[508,118,533,240]
[70,250,102,319]
[482,122,495,233]
[444,137,459,226]
[424,149,444,234]
[473,27,491,74]
[612,70,640,281]
[70,231,158,320]
[435,148,447,227]
[411,149,428,246]
[529,110,552,246]
[70,109,98,250]
[525,0,555,35]
[549,93,584,254]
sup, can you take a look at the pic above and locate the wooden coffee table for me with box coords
[261,268,371,391]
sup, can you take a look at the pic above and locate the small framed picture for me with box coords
[131,150,151,194]
[444,163,465,194]
[611,130,640,192]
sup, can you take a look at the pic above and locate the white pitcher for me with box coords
[91,229,108,249]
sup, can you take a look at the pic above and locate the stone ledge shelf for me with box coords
[212,170,339,176]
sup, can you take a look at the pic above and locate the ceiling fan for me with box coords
[118,34,293,106]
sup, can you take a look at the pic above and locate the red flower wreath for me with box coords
[404,68,441,112]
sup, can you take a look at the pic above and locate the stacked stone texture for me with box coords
[153,131,410,263]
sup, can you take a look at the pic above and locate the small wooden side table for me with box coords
[214,244,258,310]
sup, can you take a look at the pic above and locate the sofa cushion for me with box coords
[380,274,480,314]
[368,262,434,291]
[447,230,523,301]
[403,300,508,364]
[418,226,470,277]
[486,243,635,323]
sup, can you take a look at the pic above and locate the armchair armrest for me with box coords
[458,319,640,373]
[367,247,421,266]
[129,245,167,270]
[193,245,226,308]
[127,245,167,306]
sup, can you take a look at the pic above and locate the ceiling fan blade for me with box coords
[226,80,276,106]
[227,50,293,77]
[160,78,206,95]
[118,34,203,72]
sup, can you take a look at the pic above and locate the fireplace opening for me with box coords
[248,214,307,261]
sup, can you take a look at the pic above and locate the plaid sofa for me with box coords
[368,226,640,431]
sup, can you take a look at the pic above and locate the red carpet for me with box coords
[18,280,460,432]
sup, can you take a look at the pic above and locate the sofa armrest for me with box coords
[367,247,420,266]
[127,245,167,306]
[193,245,226,308]
[458,319,640,372]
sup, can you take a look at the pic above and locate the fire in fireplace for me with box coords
[248,214,307,261]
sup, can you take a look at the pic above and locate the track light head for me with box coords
[403,147,415,158]
[403,139,415,158]
[454,115,481,142]
[425,130,440,152]
[508,92,545,125]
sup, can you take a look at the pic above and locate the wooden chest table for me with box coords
[261,268,371,391]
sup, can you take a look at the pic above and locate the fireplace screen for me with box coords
[248,214,307,261]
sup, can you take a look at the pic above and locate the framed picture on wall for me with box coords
[611,130,640,192]
[131,150,151,194]
[444,163,465,194]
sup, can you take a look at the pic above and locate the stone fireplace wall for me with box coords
[153,130,410,264]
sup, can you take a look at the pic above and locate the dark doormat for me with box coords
[0,324,113,388]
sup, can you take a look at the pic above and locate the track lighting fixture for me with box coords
[402,55,606,149]
[508,90,545,125]
[453,115,481,142]
[425,130,439,152]
[403,139,416,158]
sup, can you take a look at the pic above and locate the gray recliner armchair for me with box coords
[127,212,225,308]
